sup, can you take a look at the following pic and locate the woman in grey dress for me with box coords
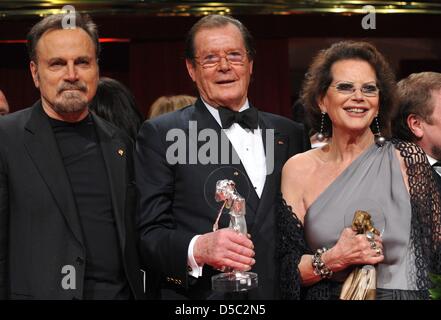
[278,41,441,300]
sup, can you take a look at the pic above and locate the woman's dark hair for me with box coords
[90,77,144,140]
[301,41,397,138]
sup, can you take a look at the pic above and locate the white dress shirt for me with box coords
[427,154,441,177]
[187,99,267,278]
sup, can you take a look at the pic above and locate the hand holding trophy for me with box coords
[211,179,258,292]
[340,210,381,300]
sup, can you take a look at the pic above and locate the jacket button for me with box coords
[76,257,84,265]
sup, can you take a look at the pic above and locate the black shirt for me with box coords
[49,114,130,299]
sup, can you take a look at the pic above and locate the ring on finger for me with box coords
[366,231,375,241]
[375,248,382,256]
[217,266,226,272]
[370,241,377,249]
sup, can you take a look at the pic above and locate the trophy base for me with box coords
[211,272,258,292]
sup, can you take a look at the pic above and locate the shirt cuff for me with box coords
[187,235,204,278]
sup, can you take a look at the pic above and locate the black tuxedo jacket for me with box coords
[0,101,144,299]
[135,99,310,299]
[432,167,441,194]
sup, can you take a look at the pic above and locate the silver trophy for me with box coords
[211,179,258,292]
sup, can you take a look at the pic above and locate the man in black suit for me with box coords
[0,13,144,299]
[136,15,309,299]
[392,72,441,191]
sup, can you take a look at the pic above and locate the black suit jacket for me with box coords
[135,99,309,299]
[0,101,145,299]
[432,167,441,194]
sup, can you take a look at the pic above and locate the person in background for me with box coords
[148,95,196,119]
[0,90,9,116]
[292,98,329,149]
[392,72,441,192]
[90,77,145,140]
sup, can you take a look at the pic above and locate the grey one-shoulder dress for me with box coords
[304,141,418,292]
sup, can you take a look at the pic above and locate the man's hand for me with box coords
[193,229,255,271]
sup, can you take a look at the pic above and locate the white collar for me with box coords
[201,98,250,127]
[426,154,439,166]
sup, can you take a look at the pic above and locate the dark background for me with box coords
[1,13,441,119]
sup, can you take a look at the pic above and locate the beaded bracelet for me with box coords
[311,247,333,279]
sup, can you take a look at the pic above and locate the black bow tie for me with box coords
[218,107,258,131]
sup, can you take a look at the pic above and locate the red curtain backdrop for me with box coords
[0,16,293,118]
[250,39,291,117]
[129,40,197,116]
[0,38,291,118]
[128,38,291,117]
[2,14,441,118]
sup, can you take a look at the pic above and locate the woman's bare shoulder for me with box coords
[282,150,323,220]
[283,148,322,179]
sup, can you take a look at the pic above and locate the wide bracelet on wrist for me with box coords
[311,247,333,279]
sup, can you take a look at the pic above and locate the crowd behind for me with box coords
[0,12,440,300]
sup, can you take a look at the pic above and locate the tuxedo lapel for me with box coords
[190,99,259,225]
[432,167,441,194]
[250,112,288,233]
[93,114,127,251]
[191,99,222,132]
[23,102,84,247]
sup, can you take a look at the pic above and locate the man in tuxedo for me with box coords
[392,72,441,191]
[0,90,9,116]
[136,14,309,299]
[0,13,144,299]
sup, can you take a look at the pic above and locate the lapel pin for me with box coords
[233,171,239,176]
[118,149,124,156]
[277,140,284,145]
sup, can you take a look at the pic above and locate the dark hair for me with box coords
[89,77,144,140]
[27,12,100,62]
[392,72,441,142]
[185,14,255,63]
[301,41,397,138]
[291,98,312,136]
